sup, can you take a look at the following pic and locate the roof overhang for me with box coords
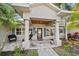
[11,3,72,17]
[57,10,73,16]
[11,3,30,16]
[31,3,61,12]
[48,3,61,12]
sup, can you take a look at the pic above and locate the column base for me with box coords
[55,40,62,47]
[22,41,30,50]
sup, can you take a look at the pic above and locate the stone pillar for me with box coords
[65,22,68,40]
[55,20,62,47]
[65,17,68,40]
[22,12,30,49]
[23,19,30,49]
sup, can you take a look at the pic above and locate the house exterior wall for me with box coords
[15,25,25,42]
[59,17,65,39]
[30,5,58,20]
[15,23,65,41]
[59,26,65,39]
[0,4,70,51]
[30,24,55,40]
[59,19,65,26]
[0,26,11,47]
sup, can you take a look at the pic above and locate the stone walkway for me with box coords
[38,47,58,56]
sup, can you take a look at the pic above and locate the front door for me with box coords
[37,28,42,41]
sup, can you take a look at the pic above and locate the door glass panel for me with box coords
[37,28,42,41]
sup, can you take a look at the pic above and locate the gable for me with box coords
[30,4,59,19]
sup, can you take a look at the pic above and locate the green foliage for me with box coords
[0,3,20,29]
[64,42,70,49]
[54,3,72,10]
[54,3,62,8]
[64,4,72,10]
[14,47,22,56]
[67,4,79,30]
[72,3,79,11]
[69,11,79,21]
[67,21,79,30]
[64,44,70,49]
[14,48,38,56]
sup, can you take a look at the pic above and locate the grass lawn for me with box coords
[0,49,38,56]
[53,47,79,56]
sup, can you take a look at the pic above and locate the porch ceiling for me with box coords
[30,18,55,25]
[31,20,51,24]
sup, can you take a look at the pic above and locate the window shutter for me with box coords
[44,28,46,36]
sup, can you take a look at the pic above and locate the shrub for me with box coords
[64,42,70,48]
[14,47,22,56]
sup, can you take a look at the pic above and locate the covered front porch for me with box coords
[29,18,61,49]
[2,18,61,51]
[2,38,56,51]
[30,18,55,40]
[2,3,65,51]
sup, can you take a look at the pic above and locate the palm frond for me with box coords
[0,3,20,29]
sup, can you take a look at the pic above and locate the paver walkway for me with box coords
[38,47,58,56]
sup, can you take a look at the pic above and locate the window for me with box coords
[44,28,50,36]
[50,29,53,36]
[29,28,32,34]
[59,29,63,33]
[22,28,25,35]
[44,28,46,36]
[16,28,21,35]
[29,27,36,36]
[32,27,36,35]
[46,29,49,36]
[59,26,64,33]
